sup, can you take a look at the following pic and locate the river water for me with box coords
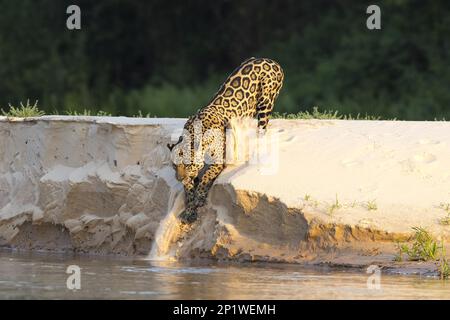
[0,249,449,299]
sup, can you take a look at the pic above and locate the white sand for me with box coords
[222,119,450,236]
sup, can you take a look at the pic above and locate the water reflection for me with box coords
[0,250,448,299]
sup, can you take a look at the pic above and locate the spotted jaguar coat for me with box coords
[167,57,284,223]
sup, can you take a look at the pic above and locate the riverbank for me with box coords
[0,116,449,275]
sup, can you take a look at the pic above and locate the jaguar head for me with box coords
[167,136,187,181]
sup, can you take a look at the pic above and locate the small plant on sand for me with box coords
[439,245,449,280]
[64,109,93,116]
[398,227,440,261]
[394,242,405,262]
[439,214,450,226]
[96,110,112,116]
[438,203,450,226]
[440,203,450,213]
[328,194,342,215]
[271,107,385,120]
[133,110,153,118]
[395,227,449,278]
[366,200,378,211]
[272,107,342,120]
[303,194,319,208]
[396,227,449,279]
[1,100,44,117]
[65,109,112,116]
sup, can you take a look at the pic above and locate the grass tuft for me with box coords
[396,227,449,279]
[132,110,153,118]
[1,100,44,117]
[439,203,450,213]
[64,109,112,116]
[438,203,450,226]
[328,194,342,215]
[366,200,378,211]
[398,227,440,261]
[271,107,384,120]
[439,245,450,280]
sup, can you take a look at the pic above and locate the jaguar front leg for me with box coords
[179,164,203,224]
[195,163,225,208]
[179,164,225,224]
[180,164,225,224]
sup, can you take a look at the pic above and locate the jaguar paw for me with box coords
[179,210,198,224]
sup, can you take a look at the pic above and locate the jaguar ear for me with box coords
[167,136,183,151]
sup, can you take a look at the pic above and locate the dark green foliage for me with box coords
[0,0,449,119]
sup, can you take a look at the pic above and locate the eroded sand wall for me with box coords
[0,117,184,255]
[1,116,449,267]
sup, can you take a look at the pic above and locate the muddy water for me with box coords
[0,249,449,299]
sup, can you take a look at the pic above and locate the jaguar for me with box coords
[167,57,284,223]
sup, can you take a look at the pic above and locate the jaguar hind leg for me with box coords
[256,74,283,130]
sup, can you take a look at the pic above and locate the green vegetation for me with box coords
[397,227,440,261]
[0,1,449,119]
[396,227,449,279]
[132,110,153,118]
[438,203,450,225]
[439,203,450,214]
[366,200,378,211]
[2,104,447,121]
[1,102,394,121]
[328,194,342,215]
[439,216,450,226]
[64,109,112,117]
[302,194,319,208]
[439,246,450,280]
[0,101,158,118]
[271,107,383,120]
[1,100,44,117]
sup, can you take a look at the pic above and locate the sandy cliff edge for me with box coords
[1,116,449,274]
